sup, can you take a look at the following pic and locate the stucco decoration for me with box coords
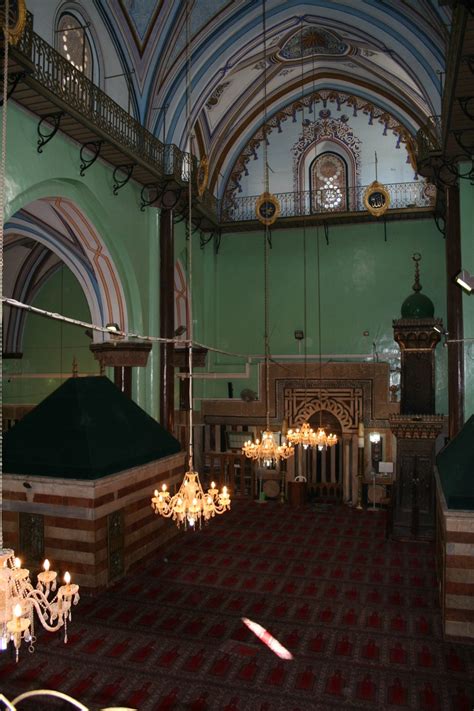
[225,90,413,205]
[292,116,361,194]
[278,26,350,60]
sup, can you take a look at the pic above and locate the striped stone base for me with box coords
[3,452,185,593]
[435,468,474,640]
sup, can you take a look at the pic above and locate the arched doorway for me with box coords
[306,411,343,500]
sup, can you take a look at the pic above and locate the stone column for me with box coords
[343,437,351,502]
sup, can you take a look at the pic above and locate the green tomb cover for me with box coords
[4,376,181,480]
[436,415,474,511]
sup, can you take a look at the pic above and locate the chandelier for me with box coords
[151,4,230,529]
[241,0,294,468]
[152,471,230,529]
[287,422,316,449]
[0,552,80,662]
[243,430,294,467]
[0,4,79,663]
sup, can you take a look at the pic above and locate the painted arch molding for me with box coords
[5,197,129,351]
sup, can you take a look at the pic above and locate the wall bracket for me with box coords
[37,112,64,153]
[112,164,135,195]
[79,140,103,177]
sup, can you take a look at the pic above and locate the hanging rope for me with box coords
[316,224,323,429]
[0,0,10,549]
[185,0,194,472]
[262,0,271,432]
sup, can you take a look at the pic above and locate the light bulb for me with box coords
[14,558,21,569]
[188,517,195,527]
[43,559,50,572]
[64,571,71,585]
[13,604,22,619]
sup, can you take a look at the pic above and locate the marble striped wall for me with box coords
[3,452,185,592]
[435,470,474,640]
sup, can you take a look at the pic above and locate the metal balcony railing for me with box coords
[10,12,221,216]
[219,181,436,223]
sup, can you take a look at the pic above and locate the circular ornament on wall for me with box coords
[363,180,390,217]
[1,0,26,45]
[256,191,281,226]
[196,155,209,197]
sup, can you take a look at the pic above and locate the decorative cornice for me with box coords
[393,318,443,350]
[389,414,444,439]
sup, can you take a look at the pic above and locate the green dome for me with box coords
[401,292,435,319]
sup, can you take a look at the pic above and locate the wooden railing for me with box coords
[204,452,255,499]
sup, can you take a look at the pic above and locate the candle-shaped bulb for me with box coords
[64,571,71,585]
[43,558,50,572]
[14,557,21,569]
[211,481,215,489]
[222,486,228,495]
[154,489,158,497]
[13,603,22,619]
[162,483,167,492]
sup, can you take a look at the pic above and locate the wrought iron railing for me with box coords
[11,13,214,199]
[220,181,436,223]
[415,116,443,166]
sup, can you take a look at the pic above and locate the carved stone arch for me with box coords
[284,383,363,436]
[293,396,352,432]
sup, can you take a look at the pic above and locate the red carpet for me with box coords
[1,502,473,710]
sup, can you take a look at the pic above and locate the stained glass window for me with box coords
[311,153,348,212]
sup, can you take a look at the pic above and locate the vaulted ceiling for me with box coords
[95,0,450,196]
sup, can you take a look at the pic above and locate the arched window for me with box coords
[56,12,94,81]
[310,152,348,212]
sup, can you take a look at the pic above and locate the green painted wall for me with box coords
[200,218,448,414]
[6,103,160,415]
[460,173,474,419]
[4,266,98,404]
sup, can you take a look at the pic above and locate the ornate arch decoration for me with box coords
[223,89,412,206]
[284,384,363,436]
[5,197,128,351]
[309,152,349,212]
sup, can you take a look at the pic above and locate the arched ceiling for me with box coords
[94,0,450,196]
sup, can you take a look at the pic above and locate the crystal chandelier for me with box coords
[0,553,80,661]
[287,422,317,449]
[314,226,338,451]
[242,430,294,467]
[0,4,80,663]
[152,471,230,529]
[151,6,230,529]
[241,3,294,469]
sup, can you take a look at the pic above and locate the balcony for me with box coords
[6,14,435,233]
[219,181,436,230]
[6,12,218,227]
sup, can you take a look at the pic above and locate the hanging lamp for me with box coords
[314,225,338,451]
[242,0,294,468]
[0,0,80,662]
[151,0,230,529]
[287,24,319,452]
